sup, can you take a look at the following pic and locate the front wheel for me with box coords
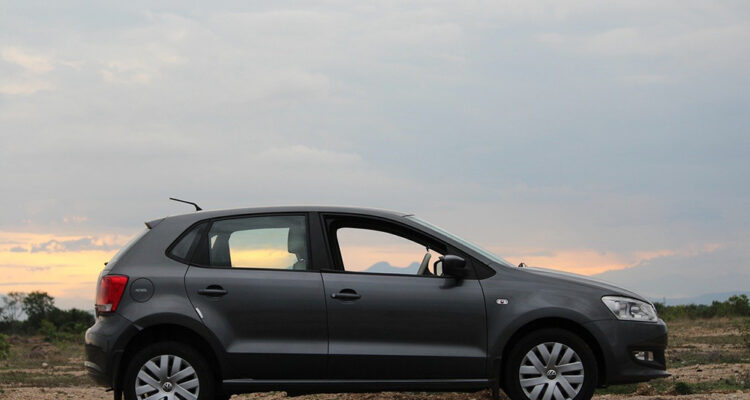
[123,341,215,400]
[503,329,597,400]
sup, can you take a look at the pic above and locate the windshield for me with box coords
[407,216,514,268]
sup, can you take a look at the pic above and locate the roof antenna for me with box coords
[169,197,202,211]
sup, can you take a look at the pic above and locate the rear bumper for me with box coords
[585,318,670,385]
[84,313,135,388]
[84,360,108,386]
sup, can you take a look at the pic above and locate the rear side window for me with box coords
[204,215,308,270]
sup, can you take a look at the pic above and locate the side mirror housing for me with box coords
[437,255,466,278]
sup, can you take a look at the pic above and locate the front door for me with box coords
[184,214,327,379]
[320,215,487,379]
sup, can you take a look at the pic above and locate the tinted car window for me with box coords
[207,215,308,270]
[169,223,204,261]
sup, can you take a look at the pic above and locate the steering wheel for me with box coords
[417,252,432,275]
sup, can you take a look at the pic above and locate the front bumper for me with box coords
[585,318,670,385]
[84,313,136,388]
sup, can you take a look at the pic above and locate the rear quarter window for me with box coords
[168,223,207,263]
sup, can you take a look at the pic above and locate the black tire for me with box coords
[503,329,597,400]
[123,341,216,400]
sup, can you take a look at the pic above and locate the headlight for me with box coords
[602,296,657,322]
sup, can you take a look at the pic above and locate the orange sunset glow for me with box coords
[0,231,129,309]
[0,229,686,309]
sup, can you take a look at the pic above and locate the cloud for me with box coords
[25,266,50,272]
[0,47,57,95]
[30,237,122,253]
[1,47,54,73]
[618,74,677,85]
[0,281,62,286]
[62,216,88,224]
[537,24,750,76]
[256,145,362,166]
[592,244,750,298]
[0,80,54,95]
[0,233,126,310]
[0,0,748,308]
[9,246,27,253]
[99,44,186,85]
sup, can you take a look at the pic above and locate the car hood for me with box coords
[520,266,649,303]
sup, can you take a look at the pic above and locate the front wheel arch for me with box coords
[503,328,598,400]
[500,318,606,388]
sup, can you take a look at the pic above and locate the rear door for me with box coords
[319,214,488,379]
[182,213,328,379]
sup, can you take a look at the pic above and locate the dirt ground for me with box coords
[1,318,749,400]
[1,387,749,400]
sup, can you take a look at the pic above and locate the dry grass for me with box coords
[667,318,750,367]
[1,318,749,399]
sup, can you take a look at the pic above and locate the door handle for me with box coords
[331,289,361,300]
[198,285,228,297]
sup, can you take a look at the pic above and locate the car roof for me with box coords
[149,205,411,228]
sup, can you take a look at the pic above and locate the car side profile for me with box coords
[85,206,669,400]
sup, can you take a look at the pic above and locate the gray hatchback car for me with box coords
[85,206,669,400]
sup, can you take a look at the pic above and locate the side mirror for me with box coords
[436,255,466,278]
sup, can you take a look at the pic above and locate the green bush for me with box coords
[0,333,10,359]
[738,318,750,349]
[673,381,694,395]
[1,291,94,337]
[39,320,59,342]
[46,308,94,334]
[39,319,83,343]
[654,294,750,321]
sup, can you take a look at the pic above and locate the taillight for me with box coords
[95,275,129,314]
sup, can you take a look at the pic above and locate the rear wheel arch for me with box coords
[500,317,607,387]
[115,322,223,392]
[123,340,215,400]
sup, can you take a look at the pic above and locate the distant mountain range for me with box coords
[364,261,420,274]
[590,245,749,301]
[647,291,750,306]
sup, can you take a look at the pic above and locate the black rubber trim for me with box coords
[222,378,490,394]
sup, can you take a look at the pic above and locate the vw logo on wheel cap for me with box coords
[546,370,557,379]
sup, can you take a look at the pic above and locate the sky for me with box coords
[1,1,749,310]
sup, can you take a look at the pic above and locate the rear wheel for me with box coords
[503,329,597,400]
[123,341,215,400]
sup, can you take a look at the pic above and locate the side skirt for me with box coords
[222,378,490,395]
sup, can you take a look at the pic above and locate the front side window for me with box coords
[206,215,308,270]
[407,216,515,268]
[336,227,444,276]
